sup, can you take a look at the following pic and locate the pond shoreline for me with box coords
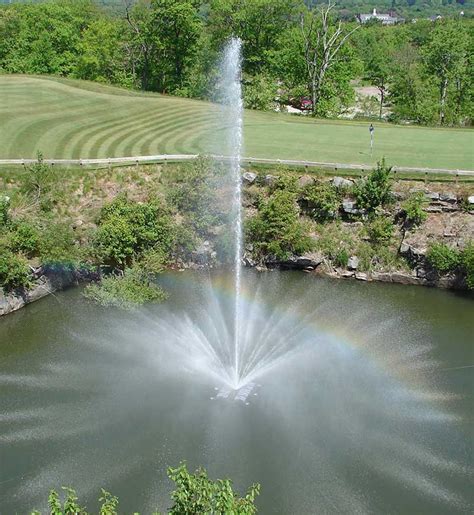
[1,260,469,318]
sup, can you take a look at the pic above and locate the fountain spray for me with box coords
[219,38,243,388]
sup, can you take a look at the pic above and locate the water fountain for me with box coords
[219,38,244,388]
[0,38,472,514]
[217,37,244,389]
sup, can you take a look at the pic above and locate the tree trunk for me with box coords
[439,77,448,125]
[379,86,384,120]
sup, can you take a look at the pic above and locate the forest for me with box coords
[0,0,472,126]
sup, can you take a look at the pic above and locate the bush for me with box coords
[247,189,313,260]
[94,196,174,269]
[334,248,349,268]
[461,242,474,289]
[0,196,10,226]
[268,174,298,194]
[314,222,355,265]
[366,216,394,243]
[0,250,30,290]
[37,463,259,514]
[426,243,460,274]
[300,182,340,222]
[83,267,167,309]
[137,247,167,276]
[39,222,81,269]
[22,152,55,203]
[167,157,222,236]
[9,221,40,257]
[402,192,428,226]
[354,159,393,212]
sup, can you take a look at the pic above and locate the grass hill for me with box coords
[0,75,473,170]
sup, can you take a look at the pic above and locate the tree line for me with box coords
[0,0,472,125]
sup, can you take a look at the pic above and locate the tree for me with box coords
[359,30,396,119]
[75,18,136,88]
[126,0,202,92]
[0,1,97,75]
[208,0,296,75]
[389,42,439,125]
[299,2,359,116]
[423,20,471,124]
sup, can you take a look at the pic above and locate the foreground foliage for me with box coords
[32,463,259,515]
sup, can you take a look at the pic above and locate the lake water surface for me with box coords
[1,271,473,513]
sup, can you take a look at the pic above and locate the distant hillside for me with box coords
[1,0,472,17]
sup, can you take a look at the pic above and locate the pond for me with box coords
[0,270,473,513]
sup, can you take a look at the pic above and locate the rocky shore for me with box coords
[1,172,472,317]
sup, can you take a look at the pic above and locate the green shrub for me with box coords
[9,221,40,256]
[354,159,393,212]
[366,216,394,243]
[461,241,474,289]
[0,250,31,290]
[426,243,460,274]
[94,196,173,268]
[167,157,222,236]
[22,152,55,202]
[458,193,473,213]
[268,174,298,194]
[214,230,235,264]
[402,191,428,226]
[39,222,80,269]
[334,248,349,268]
[247,189,313,260]
[168,462,259,515]
[137,247,167,275]
[0,196,10,226]
[37,463,259,514]
[84,267,167,309]
[300,182,340,222]
[172,224,198,259]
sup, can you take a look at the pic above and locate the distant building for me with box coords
[357,8,403,25]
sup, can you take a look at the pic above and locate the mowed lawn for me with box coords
[1,75,473,169]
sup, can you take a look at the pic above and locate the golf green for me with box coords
[1,75,472,169]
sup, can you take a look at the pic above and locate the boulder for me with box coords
[439,192,457,203]
[191,240,215,265]
[390,271,421,285]
[347,256,359,270]
[0,289,26,316]
[371,272,393,283]
[266,251,323,270]
[355,272,368,281]
[342,198,364,216]
[297,175,314,188]
[341,270,355,278]
[425,191,440,201]
[468,195,474,205]
[242,172,257,184]
[264,174,278,186]
[332,176,354,189]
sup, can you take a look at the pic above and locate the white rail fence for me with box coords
[1,154,473,177]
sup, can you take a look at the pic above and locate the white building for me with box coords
[357,8,403,25]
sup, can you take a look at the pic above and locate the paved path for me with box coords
[1,154,473,176]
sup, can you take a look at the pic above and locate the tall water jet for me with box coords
[219,38,243,388]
